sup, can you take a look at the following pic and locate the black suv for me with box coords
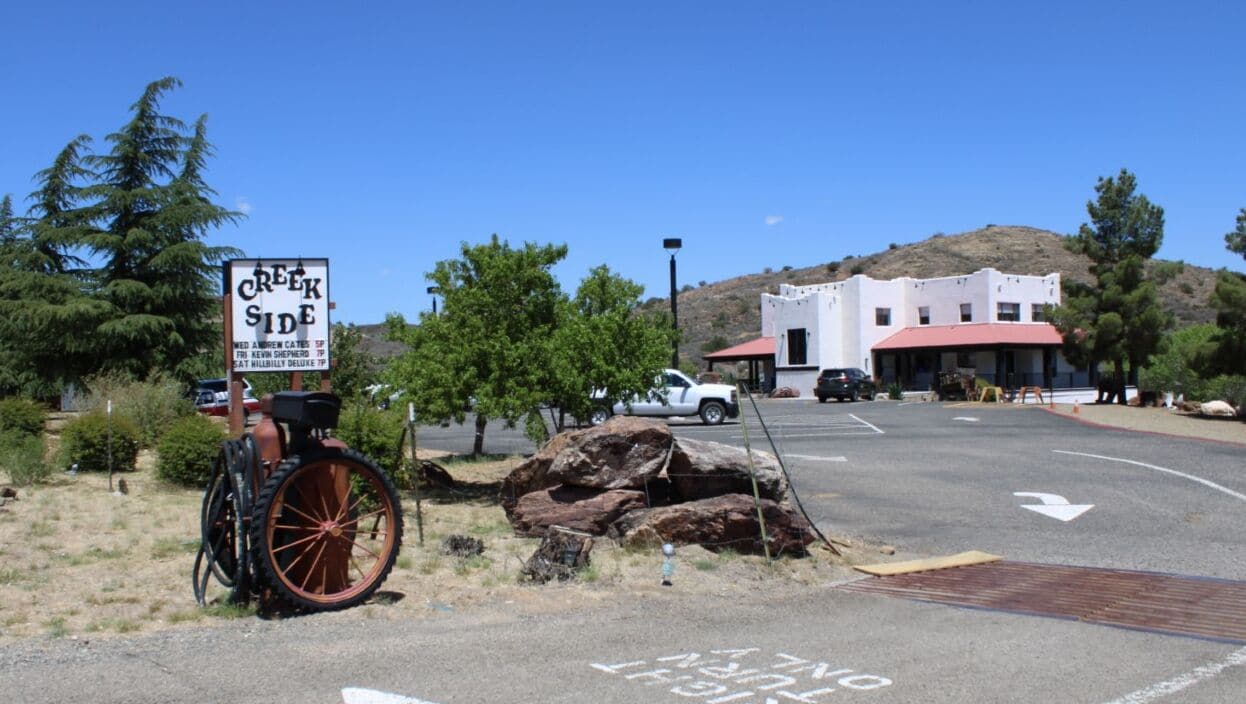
[815,368,875,402]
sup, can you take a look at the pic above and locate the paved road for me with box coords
[4,400,1244,703]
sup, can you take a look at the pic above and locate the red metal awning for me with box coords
[873,323,1062,351]
[703,336,775,360]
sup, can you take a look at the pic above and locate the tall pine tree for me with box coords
[1202,209,1246,377]
[1051,169,1171,404]
[81,77,240,380]
[0,139,109,398]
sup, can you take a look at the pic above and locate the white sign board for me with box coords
[227,258,330,373]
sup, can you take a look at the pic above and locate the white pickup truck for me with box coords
[589,369,740,426]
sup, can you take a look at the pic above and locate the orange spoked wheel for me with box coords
[250,447,403,611]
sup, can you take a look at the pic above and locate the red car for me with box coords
[191,378,261,421]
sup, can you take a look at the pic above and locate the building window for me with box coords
[1031,303,1046,322]
[786,328,807,365]
[956,351,973,368]
[960,303,972,322]
[918,306,930,325]
[997,302,1020,322]
[875,307,891,326]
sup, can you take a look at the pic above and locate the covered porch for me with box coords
[871,324,1071,392]
[703,336,776,393]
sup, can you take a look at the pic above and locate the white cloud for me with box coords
[765,215,784,226]
[235,196,253,216]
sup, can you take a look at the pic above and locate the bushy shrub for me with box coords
[335,402,410,483]
[0,432,52,486]
[887,382,904,400]
[1204,375,1246,409]
[83,372,195,448]
[0,397,46,437]
[58,411,140,473]
[849,264,865,275]
[156,414,227,486]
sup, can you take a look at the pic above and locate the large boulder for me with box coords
[668,437,788,502]
[499,426,588,517]
[510,485,649,537]
[544,416,672,490]
[609,494,816,557]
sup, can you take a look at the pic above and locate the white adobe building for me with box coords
[708,268,1092,394]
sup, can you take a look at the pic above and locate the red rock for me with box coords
[510,485,649,537]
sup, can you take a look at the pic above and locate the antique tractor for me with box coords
[193,391,403,611]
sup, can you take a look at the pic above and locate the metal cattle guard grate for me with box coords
[838,561,1246,645]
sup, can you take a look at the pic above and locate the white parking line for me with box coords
[1054,451,1246,503]
[784,454,848,462]
[1100,646,1246,704]
[849,414,885,435]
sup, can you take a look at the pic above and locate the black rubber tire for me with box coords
[850,389,859,402]
[250,447,403,612]
[817,395,827,403]
[589,406,611,426]
[699,400,727,425]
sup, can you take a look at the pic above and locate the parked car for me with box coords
[589,369,739,426]
[190,378,261,420]
[815,368,875,402]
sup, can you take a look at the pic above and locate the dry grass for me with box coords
[0,448,869,645]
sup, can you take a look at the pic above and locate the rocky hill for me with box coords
[640,225,1221,369]
[359,225,1222,368]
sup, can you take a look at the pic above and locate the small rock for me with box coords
[1200,400,1237,417]
[879,545,896,555]
[0,487,16,499]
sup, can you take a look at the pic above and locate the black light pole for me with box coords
[663,238,682,369]
[427,286,440,315]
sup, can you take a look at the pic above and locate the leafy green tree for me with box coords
[1052,169,1170,404]
[80,77,240,381]
[385,236,566,455]
[546,265,672,431]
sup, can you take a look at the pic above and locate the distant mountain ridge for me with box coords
[356,225,1222,367]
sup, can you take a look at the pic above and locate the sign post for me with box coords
[223,258,332,433]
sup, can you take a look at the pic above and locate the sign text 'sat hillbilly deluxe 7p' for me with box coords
[227,258,330,373]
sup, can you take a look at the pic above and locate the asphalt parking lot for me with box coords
[10,401,1240,704]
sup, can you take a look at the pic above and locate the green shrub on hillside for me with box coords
[0,432,51,486]
[58,411,140,473]
[0,398,46,438]
[156,414,226,486]
[83,372,194,449]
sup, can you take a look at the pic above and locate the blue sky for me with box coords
[3,2,1243,324]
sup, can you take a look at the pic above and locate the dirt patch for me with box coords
[1045,403,1245,446]
[0,450,873,645]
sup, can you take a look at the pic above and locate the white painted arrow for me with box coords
[1013,492,1094,522]
[953,416,980,422]
[342,688,440,704]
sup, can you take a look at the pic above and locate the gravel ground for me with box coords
[1044,402,1246,446]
